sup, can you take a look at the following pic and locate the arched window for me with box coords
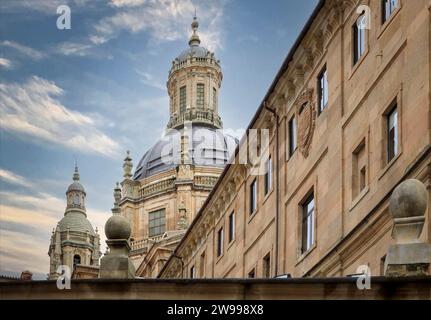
[73,254,81,270]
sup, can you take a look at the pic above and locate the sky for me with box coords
[0,0,318,279]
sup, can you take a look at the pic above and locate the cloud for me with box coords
[0,0,95,14]
[54,42,94,57]
[0,41,46,60]
[0,76,120,158]
[0,58,12,69]
[91,0,225,51]
[0,169,33,188]
[135,70,165,90]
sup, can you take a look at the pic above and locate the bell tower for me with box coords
[48,165,101,279]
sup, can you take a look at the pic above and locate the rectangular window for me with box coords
[196,83,204,109]
[353,14,366,65]
[288,116,297,157]
[318,66,328,113]
[250,179,257,215]
[212,87,217,109]
[352,141,367,198]
[148,209,166,238]
[301,193,315,254]
[217,227,224,257]
[190,265,195,279]
[382,0,398,24]
[264,156,272,195]
[228,211,235,243]
[200,252,206,278]
[179,86,187,114]
[263,253,271,278]
[248,268,255,279]
[387,105,398,162]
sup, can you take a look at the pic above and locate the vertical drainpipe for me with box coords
[264,102,280,277]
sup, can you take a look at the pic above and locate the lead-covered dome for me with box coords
[58,211,96,236]
[133,126,238,180]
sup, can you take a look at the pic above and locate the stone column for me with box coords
[384,179,431,276]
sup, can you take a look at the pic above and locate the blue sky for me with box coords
[0,0,318,279]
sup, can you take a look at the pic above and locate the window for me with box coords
[301,193,315,254]
[179,86,187,114]
[228,211,235,243]
[248,268,256,279]
[380,255,387,276]
[264,156,272,195]
[148,209,166,237]
[212,87,217,109]
[200,252,206,278]
[250,179,257,215]
[190,265,196,279]
[263,253,271,278]
[288,116,297,157]
[318,66,329,113]
[382,0,398,24]
[196,83,204,109]
[217,227,224,257]
[352,141,367,198]
[73,254,81,270]
[353,14,366,65]
[387,105,398,162]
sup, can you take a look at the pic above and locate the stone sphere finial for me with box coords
[105,215,131,240]
[389,179,428,219]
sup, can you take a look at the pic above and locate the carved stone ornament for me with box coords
[295,88,316,158]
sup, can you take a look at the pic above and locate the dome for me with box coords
[58,211,96,236]
[175,45,214,63]
[67,181,85,193]
[133,125,238,180]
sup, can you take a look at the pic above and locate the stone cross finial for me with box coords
[385,179,430,276]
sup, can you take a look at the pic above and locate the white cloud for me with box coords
[0,40,46,60]
[135,70,165,90]
[110,0,148,7]
[55,42,93,57]
[0,169,33,188]
[92,0,225,51]
[0,0,95,14]
[0,76,120,158]
[0,58,12,69]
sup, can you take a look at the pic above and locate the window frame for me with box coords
[264,156,272,195]
[301,192,315,254]
[148,208,166,238]
[179,85,187,114]
[382,0,399,24]
[386,104,398,163]
[353,13,367,66]
[317,65,329,114]
[263,253,271,278]
[288,116,297,158]
[249,178,257,215]
[217,227,224,257]
[228,211,235,243]
[196,83,205,109]
[190,265,195,279]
